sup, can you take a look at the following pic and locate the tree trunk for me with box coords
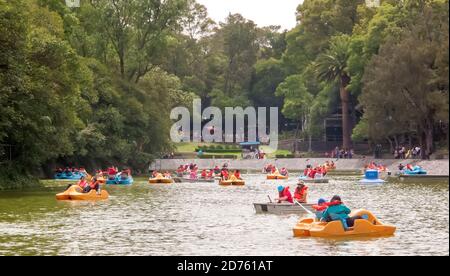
[424,118,434,160]
[340,75,352,150]
[294,121,301,153]
[308,135,312,152]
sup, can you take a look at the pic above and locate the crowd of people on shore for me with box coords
[325,147,354,159]
[393,146,422,159]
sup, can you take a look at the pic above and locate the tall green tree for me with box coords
[316,35,353,149]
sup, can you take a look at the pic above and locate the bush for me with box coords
[0,165,41,190]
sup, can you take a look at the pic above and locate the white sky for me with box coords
[197,0,304,30]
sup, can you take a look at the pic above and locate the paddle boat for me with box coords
[402,165,427,175]
[56,185,109,201]
[180,177,215,183]
[149,174,174,184]
[54,171,86,180]
[267,174,288,180]
[359,170,386,184]
[254,202,314,215]
[293,209,396,238]
[106,174,134,185]
[219,176,245,186]
[298,175,329,184]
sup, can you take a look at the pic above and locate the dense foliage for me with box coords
[0,0,448,188]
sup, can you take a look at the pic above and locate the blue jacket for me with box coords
[321,204,351,221]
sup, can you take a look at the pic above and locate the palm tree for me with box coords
[316,35,352,149]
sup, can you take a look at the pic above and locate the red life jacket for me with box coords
[294,186,308,202]
[78,180,88,188]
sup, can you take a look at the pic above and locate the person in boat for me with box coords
[163,171,172,179]
[152,170,159,178]
[207,170,214,179]
[280,168,289,176]
[220,168,229,180]
[108,167,117,179]
[275,185,293,204]
[293,182,308,203]
[320,195,365,230]
[200,169,208,179]
[213,166,221,175]
[307,167,317,179]
[330,161,335,169]
[83,177,101,194]
[120,170,129,180]
[190,169,198,180]
[312,198,328,219]
[398,163,405,171]
[233,170,242,180]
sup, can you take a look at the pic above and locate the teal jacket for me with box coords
[321,204,351,221]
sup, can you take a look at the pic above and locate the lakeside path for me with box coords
[151,158,450,176]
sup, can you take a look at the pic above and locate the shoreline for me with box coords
[151,158,450,176]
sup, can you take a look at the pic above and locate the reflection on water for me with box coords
[0,175,448,256]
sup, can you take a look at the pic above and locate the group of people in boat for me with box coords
[64,175,102,194]
[55,167,87,176]
[302,164,329,179]
[176,163,200,176]
[263,164,289,176]
[104,167,132,180]
[274,181,309,204]
[275,183,366,230]
[364,162,388,172]
[151,170,172,179]
[312,195,368,230]
[219,168,243,181]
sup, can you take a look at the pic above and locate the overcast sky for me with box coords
[197,0,304,30]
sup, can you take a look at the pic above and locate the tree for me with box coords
[316,35,353,149]
[360,1,449,159]
[92,0,187,82]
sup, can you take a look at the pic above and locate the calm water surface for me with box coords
[0,175,448,256]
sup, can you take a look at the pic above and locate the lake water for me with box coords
[0,175,448,256]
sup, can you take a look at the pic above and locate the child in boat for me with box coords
[275,186,293,204]
[164,171,172,179]
[280,168,288,176]
[293,182,308,203]
[312,198,328,219]
[320,195,365,230]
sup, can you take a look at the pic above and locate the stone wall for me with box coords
[151,158,449,176]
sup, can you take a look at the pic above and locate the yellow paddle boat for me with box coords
[219,176,245,186]
[267,174,288,180]
[56,185,109,201]
[149,174,174,184]
[293,209,396,238]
